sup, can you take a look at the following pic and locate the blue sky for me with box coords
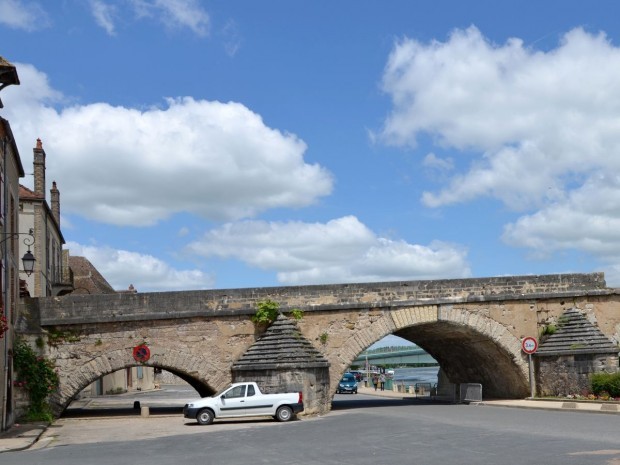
[2,0,620,308]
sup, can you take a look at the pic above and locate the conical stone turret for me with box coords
[232,314,331,414]
[232,314,329,370]
[537,308,618,355]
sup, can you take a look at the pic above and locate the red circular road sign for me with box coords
[133,344,151,363]
[521,337,538,354]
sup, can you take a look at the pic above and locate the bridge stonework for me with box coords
[19,272,620,415]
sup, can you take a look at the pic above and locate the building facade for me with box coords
[0,56,25,432]
[0,117,25,431]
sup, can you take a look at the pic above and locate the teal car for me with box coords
[336,373,358,394]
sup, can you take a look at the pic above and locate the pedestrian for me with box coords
[380,373,386,391]
[372,374,379,391]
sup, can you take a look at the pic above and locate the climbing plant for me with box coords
[13,338,59,421]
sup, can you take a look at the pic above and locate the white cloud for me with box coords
[0,0,49,31]
[89,0,117,36]
[130,0,209,37]
[380,26,620,280]
[503,174,620,256]
[422,153,453,171]
[3,63,333,226]
[187,216,471,285]
[67,241,213,291]
[221,19,241,57]
[381,26,620,209]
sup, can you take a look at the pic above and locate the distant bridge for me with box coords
[353,347,437,367]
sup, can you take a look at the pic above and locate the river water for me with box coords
[392,366,439,387]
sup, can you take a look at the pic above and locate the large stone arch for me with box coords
[329,304,529,399]
[51,345,231,414]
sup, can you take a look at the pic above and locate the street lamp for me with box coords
[0,228,36,276]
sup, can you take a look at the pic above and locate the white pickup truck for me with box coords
[183,382,304,425]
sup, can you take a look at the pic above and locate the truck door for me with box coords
[218,384,247,417]
[241,383,273,416]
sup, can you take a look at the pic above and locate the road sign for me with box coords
[133,344,151,362]
[521,337,538,354]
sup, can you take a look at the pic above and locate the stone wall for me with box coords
[13,386,29,421]
[536,353,620,396]
[35,273,608,325]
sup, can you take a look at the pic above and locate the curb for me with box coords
[0,423,48,453]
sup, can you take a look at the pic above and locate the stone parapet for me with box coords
[35,272,609,325]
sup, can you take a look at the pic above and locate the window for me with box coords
[247,384,255,396]
[225,385,247,398]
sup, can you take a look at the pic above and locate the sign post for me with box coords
[521,337,538,398]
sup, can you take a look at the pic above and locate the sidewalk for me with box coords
[0,421,48,453]
[358,385,620,414]
[2,387,618,453]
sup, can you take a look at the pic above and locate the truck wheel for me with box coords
[276,406,293,422]
[196,408,214,425]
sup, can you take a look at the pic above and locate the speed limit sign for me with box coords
[521,336,538,354]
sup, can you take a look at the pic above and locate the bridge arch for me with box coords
[51,345,231,414]
[330,305,528,398]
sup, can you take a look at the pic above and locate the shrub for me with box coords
[252,301,304,325]
[289,308,304,320]
[13,338,59,421]
[590,372,620,398]
[251,300,280,325]
[540,324,556,338]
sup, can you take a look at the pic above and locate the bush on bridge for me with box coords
[251,300,303,325]
[13,338,59,421]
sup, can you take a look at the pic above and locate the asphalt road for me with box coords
[3,393,620,465]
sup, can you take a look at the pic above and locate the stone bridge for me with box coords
[20,272,620,415]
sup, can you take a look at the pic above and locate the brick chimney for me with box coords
[33,138,45,198]
[50,181,60,226]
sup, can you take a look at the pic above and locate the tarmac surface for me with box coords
[1,384,618,453]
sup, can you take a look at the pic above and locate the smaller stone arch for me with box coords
[50,345,229,415]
